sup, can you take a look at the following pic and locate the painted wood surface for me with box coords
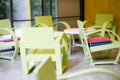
[85,0,120,35]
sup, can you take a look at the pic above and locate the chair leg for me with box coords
[66,34,72,55]
[61,34,68,73]
[55,43,63,75]
[62,34,68,66]
[12,46,19,60]
[62,50,68,65]
[115,48,120,63]
[56,45,68,75]
[105,50,112,58]
[21,58,29,74]
[89,55,95,66]
[56,58,63,75]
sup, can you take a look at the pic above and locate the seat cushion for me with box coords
[87,36,111,43]
[0,37,20,42]
[87,36,112,46]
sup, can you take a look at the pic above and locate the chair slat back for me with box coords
[95,14,113,26]
[35,16,53,27]
[21,27,55,48]
[0,19,12,35]
[0,19,11,28]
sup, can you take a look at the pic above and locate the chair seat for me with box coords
[33,49,55,54]
[90,41,120,52]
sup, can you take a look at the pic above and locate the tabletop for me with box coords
[64,28,79,34]
[64,27,96,35]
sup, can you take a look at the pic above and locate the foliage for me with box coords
[0,0,8,19]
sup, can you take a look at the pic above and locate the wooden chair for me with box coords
[20,27,68,75]
[0,19,19,60]
[34,56,120,80]
[77,20,120,65]
[83,14,116,38]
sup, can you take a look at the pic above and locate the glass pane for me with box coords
[31,0,57,26]
[31,0,42,19]
[43,0,57,17]
[0,0,8,19]
[43,0,50,15]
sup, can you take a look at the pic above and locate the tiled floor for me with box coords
[0,47,120,80]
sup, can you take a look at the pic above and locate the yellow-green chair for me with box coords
[0,19,19,60]
[83,14,116,38]
[34,56,120,80]
[20,27,68,75]
[34,15,73,55]
[77,20,120,65]
[34,15,71,30]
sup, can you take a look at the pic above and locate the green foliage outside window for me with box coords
[0,0,8,19]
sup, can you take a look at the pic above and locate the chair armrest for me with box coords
[55,32,64,42]
[53,21,71,29]
[86,28,120,42]
[55,32,68,55]
[82,20,95,26]
[0,28,19,45]
[83,20,102,31]
[86,29,102,35]
[33,23,48,27]
[0,28,17,38]
[105,29,120,41]
[57,68,120,80]
[55,32,68,66]
[102,21,116,36]
[55,32,68,46]
[102,21,116,29]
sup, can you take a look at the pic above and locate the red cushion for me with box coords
[0,37,21,42]
[87,36,111,43]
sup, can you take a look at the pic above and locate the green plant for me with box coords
[0,0,8,19]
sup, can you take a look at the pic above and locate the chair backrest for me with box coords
[95,14,113,26]
[34,56,57,80]
[0,19,12,28]
[0,19,12,35]
[35,16,53,27]
[21,27,55,49]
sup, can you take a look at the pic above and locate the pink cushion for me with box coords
[87,36,111,43]
[0,37,21,42]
